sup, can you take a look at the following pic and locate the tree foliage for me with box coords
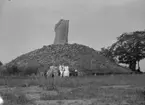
[0,61,2,66]
[6,65,21,75]
[100,47,116,63]
[110,30,145,72]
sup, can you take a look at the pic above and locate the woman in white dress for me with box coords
[63,66,69,77]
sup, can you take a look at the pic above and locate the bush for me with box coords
[0,61,2,66]
[23,66,38,76]
[22,60,39,76]
[0,66,6,75]
[5,65,22,75]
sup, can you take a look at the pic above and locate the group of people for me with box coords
[59,65,69,77]
[45,65,78,78]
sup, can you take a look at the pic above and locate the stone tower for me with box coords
[54,19,69,45]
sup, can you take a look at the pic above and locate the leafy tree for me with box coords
[100,47,117,63]
[110,30,145,72]
[6,65,21,75]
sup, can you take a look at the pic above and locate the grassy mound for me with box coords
[5,43,132,75]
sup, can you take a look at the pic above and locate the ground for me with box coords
[0,74,145,105]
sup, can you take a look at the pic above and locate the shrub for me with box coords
[23,66,38,76]
[5,65,22,75]
[0,61,2,66]
[0,66,6,76]
[22,60,39,76]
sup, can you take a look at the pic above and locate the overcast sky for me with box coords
[0,0,145,71]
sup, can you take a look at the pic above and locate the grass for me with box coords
[0,74,145,105]
[0,74,145,87]
[0,91,33,105]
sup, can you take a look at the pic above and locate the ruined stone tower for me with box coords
[54,19,69,45]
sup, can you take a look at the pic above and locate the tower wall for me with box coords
[54,19,69,45]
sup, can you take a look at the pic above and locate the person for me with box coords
[59,65,65,77]
[0,95,4,105]
[63,66,69,77]
[59,65,63,77]
[74,69,78,76]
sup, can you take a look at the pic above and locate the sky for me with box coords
[0,0,145,71]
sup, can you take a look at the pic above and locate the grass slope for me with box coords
[6,43,132,74]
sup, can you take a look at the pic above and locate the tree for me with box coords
[110,30,145,72]
[6,65,21,75]
[0,61,2,66]
[100,47,117,63]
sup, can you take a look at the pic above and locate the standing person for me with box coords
[63,66,69,77]
[0,95,4,105]
[59,65,63,77]
[44,70,47,79]
[50,65,59,89]
[75,69,78,76]
[59,65,65,77]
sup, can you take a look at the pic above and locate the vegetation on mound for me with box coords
[3,43,132,75]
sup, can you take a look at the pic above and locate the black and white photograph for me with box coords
[0,0,145,105]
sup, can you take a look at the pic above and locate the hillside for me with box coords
[6,43,132,75]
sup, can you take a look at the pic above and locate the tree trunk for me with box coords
[137,60,140,69]
[129,60,136,71]
[137,60,141,72]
